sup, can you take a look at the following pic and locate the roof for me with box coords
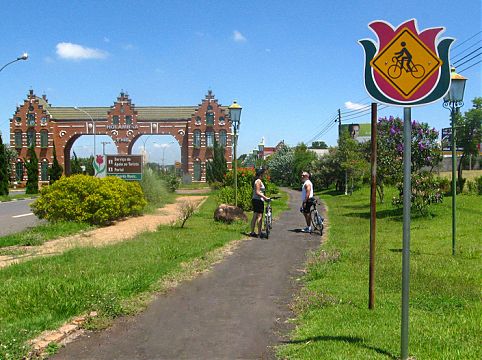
[36,97,206,122]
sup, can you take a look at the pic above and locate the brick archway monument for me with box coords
[10,90,233,183]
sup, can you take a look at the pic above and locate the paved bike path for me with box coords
[52,189,322,360]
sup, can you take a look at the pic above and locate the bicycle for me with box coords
[387,56,425,79]
[264,196,280,239]
[309,198,324,236]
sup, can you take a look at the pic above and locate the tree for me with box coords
[456,97,482,186]
[374,116,442,202]
[311,141,328,149]
[266,143,294,186]
[337,131,369,194]
[71,151,83,175]
[49,142,63,184]
[0,134,9,195]
[24,146,39,194]
[206,139,227,183]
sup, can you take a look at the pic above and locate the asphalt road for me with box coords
[0,199,43,237]
[52,189,323,360]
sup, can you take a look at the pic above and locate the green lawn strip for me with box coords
[0,194,252,359]
[0,222,93,248]
[0,194,37,202]
[278,186,481,359]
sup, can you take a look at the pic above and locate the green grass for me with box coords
[0,222,93,248]
[0,195,250,359]
[0,193,36,202]
[278,186,481,360]
[438,169,482,181]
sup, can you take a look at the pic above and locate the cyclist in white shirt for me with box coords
[300,171,315,233]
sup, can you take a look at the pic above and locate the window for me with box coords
[40,130,48,148]
[219,116,225,125]
[27,129,36,147]
[125,115,132,124]
[195,116,201,125]
[15,117,21,125]
[206,112,214,126]
[205,130,214,148]
[219,130,227,147]
[193,130,201,148]
[41,160,49,181]
[27,113,35,127]
[41,117,47,126]
[15,131,22,148]
[15,162,24,181]
[193,161,201,181]
[113,115,119,125]
[207,105,213,110]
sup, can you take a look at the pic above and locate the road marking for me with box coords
[12,213,34,218]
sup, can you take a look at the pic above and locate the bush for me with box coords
[140,168,169,206]
[435,176,451,195]
[477,176,482,195]
[392,172,443,216]
[31,175,146,225]
[218,168,279,211]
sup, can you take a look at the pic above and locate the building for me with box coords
[9,90,233,184]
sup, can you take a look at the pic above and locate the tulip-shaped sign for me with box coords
[359,19,454,105]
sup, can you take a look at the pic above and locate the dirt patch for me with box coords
[0,196,206,269]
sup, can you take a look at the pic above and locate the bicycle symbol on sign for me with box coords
[388,42,426,79]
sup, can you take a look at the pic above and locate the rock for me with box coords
[214,204,248,223]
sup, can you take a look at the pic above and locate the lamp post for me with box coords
[442,67,467,256]
[74,107,96,157]
[228,100,242,207]
[161,141,175,172]
[0,53,28,73]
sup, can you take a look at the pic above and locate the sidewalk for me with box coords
[52,189,323,360]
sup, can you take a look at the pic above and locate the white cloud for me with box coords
[56,42,108,60]
[344,101,368,110]
[233,30,247,42]
[122,43,135,50]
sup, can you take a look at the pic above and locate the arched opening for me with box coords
[131,134,181,173]
[64,135,117,175]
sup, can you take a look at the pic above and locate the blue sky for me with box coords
[1,0,480,165]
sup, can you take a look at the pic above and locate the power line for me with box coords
[452,48,482,66]
[459,59,482,73]
[451,39,482,60]
[341,104,371,115]
[452,30,482,51]
[453,52,481,69]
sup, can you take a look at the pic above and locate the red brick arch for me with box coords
[10,90,233,184]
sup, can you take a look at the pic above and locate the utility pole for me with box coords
[338,108,342,138]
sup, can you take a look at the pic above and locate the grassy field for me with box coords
[437,169,482,180]
[277,187,481,359]
[0,191,287,359]
[0,193,36,202]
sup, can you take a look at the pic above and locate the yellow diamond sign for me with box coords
[370,28,442,99]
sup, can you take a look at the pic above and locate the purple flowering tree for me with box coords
[376,116,443,213]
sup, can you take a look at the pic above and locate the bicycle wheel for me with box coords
[411,64,425,79]
[388,65,402,79]
[310,210,322,231]
[265,213,271,239]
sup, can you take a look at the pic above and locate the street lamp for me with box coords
[74,107,96,157]
[442,67,467,256]
[0,53,28,73]
[161,141,175,172]
[228,100,242,207]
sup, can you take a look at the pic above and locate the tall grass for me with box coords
[0,195,247,359]
[140,168,176,212]
[277,186,481,359]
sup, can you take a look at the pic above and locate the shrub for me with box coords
[435,176,451,195]
[140,168,169,206]
[31,175,146,225]
[392,172,443,216]
[477,176,482,195]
